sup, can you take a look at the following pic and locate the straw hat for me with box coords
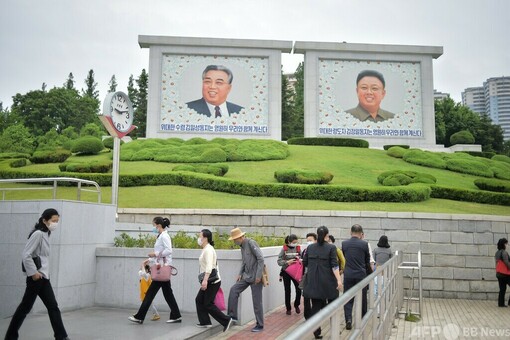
[228,227,246,241]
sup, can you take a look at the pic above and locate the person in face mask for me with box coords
[195,229,233,332]
[301,232,317,321]
[227,228,265,333]
[277,234,302,315]
[129,217,181,325]
[5,208,70,340]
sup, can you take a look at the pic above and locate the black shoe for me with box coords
[286,309,291,315]
[251,325,264,332]
[314,336,323,339]
[346,320,352,330]
[223,317,234,332]
[498,305,508,307]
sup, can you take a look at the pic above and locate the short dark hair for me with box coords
[351,224,364,234]
[377,235,391,248]
[153,217,170,228]
[201,229,215,247]
[356,70,385,88]
[306,232,317,240]
[497,238,508,250]
[317,226,329,245]
[288,234,298,243]
[202,65,233,84]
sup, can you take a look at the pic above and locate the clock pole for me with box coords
[111,136,121,206]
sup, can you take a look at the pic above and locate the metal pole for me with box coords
[53,180,57,199]
[77,182,81,201]
[111,136,120,206]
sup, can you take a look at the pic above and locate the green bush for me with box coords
[445,159,493,178]
[287,137,369,148]
[172,163,229,176]
[402,149,447,169]
[225,140,290,161]
[184,137,208,145]
[0,152,31,160]
[103,137,125,150]
[492,155,510,164]
[383,145,410,150]
[30,148,71,163]
[71,136,104,155]
[114,232,156,248]
[9,158,28,168]
[450,130,475,145]
[274,169,334,184]
[387,146,408,158]
[378,170,437,186]
[431,185,510,206]
[200,148,227,162]
[490,161,510,180]
[457,151,496,159]
[474,178,510,193]
[59,161,112,173]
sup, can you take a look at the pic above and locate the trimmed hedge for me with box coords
[71,136,104,155]
[287,137,369,148]
[383,145,410,150]
[172,164,229,177]
[457,151,496,159]
[431,185,510,206]
[386,146,408,158]
[274,169,334,184]
[0,168,431,203]
[9,158,28,168]
[402,149,447,169]
[450,130,475,145]
[474,178,510,193]
[103,137,125,150]
[59,161,113,173]
[445,159,493,178]
[377,170,437,186]
[30,149,71,163]
[492,155,510,164]
[0,152,31,160]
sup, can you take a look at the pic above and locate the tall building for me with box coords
[484,77,510,140]
[461,87,485,114]
[434,89,450,101]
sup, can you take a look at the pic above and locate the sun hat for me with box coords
[228,227,246,241]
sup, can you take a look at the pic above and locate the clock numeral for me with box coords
[126,113,130,119]
[116,123,122,130]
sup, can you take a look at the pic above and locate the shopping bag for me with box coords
[496,259,510,275]
[214,287,226,311]
[285,261,303,282]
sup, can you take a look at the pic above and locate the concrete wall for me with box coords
[0,200,116,319]
[95,246,284,324]
[117,208,510,300]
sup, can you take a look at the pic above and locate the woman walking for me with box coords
[303,226,342,339]
[129,217,181,324]
[277,234,302,315]
[195,229,233,332]
[495,238,510,307]
[5,208,69,340]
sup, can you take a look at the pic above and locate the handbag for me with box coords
[214,287,226,311]
[22,256,41,273]
[496,259,510,275]
[285,260,304,282]
[150,257,177,282]
[262,264,269,287]
[198,268,219,284]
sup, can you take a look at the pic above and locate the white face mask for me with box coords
[197,237,203,247]
[48,222,58,231]
[307,241,313,245]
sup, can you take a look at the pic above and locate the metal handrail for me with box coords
[398,250,423,317]
[0,177,102,203]
[286,250,403,340]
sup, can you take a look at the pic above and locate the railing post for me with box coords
[331,311,341,340]
[53,180,57,199]
[77,182,81,201]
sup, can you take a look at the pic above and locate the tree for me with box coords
[64,72,76,90]
[292,62,304,137]
[132,69,148,138]
[108,75,117,93]
[127,74,138,109]
[83,69,99,100]
[41,82,47,92]
[0,124,35,153]
[80,122,104,139]
[281,70,296,140]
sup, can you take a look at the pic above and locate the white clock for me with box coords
[100,91,136,137]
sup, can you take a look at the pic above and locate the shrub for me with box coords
[201,148,227,162]
[457,151,496,159]
[474,178,510,193]
[9,158,28,168]
[445,159,493,178]
[492,155,510,164]
[30,148,71,163]
[172,163,229,176]
[402,149,447,169]
[71,136,104,155]
[450,130,475,145]
[387,146,408,158]
[0,152,31,160]
[225,140,290,161]
[490,161,510,180]
[103,137,125,150]
[59,161,112,173]
[274,169,334,184]
[431,185,510,206]
[184,137,208,145]
[383,145,410,150]
[378,170,437,186]
[287,137,369,148]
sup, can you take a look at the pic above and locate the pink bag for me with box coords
[285,261,303,282]
[214,287,226,311]
[150,257,178,282]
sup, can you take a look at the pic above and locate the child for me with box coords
[139,259,160,321]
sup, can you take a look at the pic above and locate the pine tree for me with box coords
[64,72,75,90]
[83,69,99,100]
[108,75,117,93]
[127,74,138,108]
[133,69,148,138]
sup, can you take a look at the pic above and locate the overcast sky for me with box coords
[1,0,508,108]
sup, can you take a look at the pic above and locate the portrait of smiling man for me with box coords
[346,70,395,122]
[186,64,244,118]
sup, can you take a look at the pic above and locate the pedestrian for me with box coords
[195,229,233,332]
[373,235,392,268]
[277,234,302,315]
[495,238,510,307]
[129,217,181,324]
[342,224,371,330]
[303,226,342,339]
[227,228,265,333]
[278,236,290,282]
[301,232,317,321]
[138,260,160,321]
[5,208,70,340]
[328,235,346,274]
[361,231,375,272]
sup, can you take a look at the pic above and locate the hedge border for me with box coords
[287,137,369,148]
[430,185,510,206]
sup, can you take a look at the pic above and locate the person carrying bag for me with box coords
[277,234,303,315]
[129,217,181,324]
[495,238,510,307]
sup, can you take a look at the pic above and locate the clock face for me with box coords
[110,93,134,132]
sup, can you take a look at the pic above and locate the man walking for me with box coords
[227,228,265,332]
[342,224,371,330]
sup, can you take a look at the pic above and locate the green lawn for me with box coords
[1,145,509,215]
